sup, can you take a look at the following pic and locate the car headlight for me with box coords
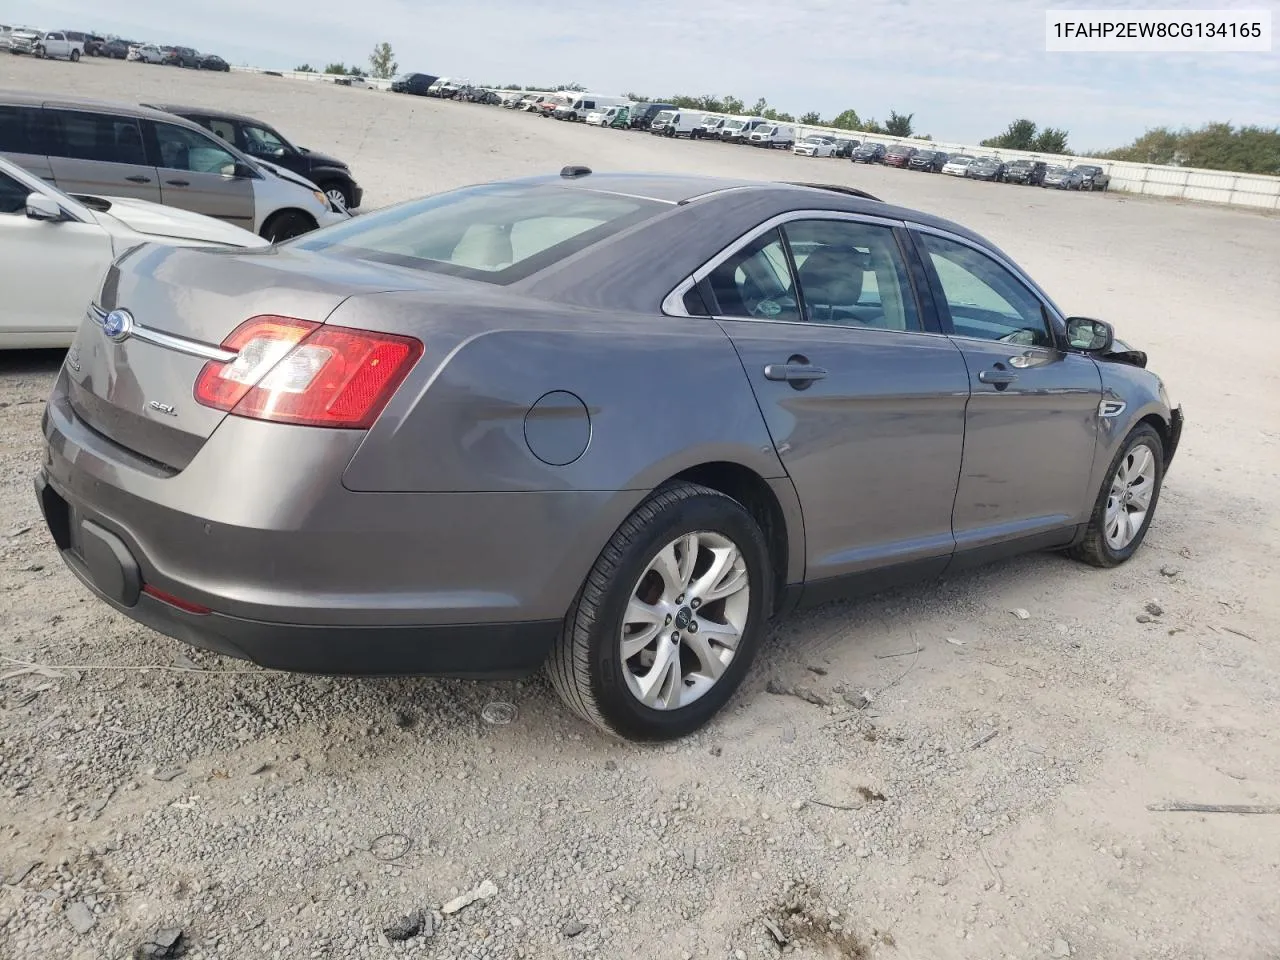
[312,190,328,208]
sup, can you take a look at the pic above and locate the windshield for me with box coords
[1046,165,1069,174]
[756,125,776,135]
[1009,160,1031,168]
[653,111,675,124]
[723,119,744,130]
[293,183,666,284]
[950,156,973,164]
[1076,166,1100,174]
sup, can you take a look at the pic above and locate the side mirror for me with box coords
[225,161,255,179]
[1065,316,1114,353]
[25,193,63,222]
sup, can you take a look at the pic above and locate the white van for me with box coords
[692,115,726,139]
[554,94,630,122]
[748,123,796,149]
[587,104,630,127]
[720,117,768,144]
[649,110,704,138]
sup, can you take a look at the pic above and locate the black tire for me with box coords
[547,481,774,741]
[1069,423,1165,568]
[35,46,45,58]
[260,210,316,243]
[70,49,80,62]
[319,181,353,211]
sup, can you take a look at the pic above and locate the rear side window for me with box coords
[0,105,51,155]
[48,109,148,165]
[293,183,667,284]
[0,170,30,214]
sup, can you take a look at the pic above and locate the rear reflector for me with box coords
[143,584,211,615]
[194,315,423,428]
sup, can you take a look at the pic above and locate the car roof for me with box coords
[144,103,263,125]
[507,171,989,244]
[0,90,209,127]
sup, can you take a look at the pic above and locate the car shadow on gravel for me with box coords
[0,348,66,377]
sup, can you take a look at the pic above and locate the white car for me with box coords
[0,155,268,349]
[793,136,836,158]
[585,111,606,126]
[941,155,976,177]
[127,44,163,63]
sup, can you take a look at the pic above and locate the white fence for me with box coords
[228,68,1279,212]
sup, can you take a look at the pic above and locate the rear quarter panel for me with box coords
[335,293,787,494]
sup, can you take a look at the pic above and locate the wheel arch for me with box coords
[664,460,804,614]
[259,207,318,240]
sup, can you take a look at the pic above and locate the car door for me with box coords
[143,118,254,230]
[697,214,971,595]
[0,169,110,345]
[44,108,162,202]
[913,229,1102,555]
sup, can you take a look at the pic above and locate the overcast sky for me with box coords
[8,0,1277,148]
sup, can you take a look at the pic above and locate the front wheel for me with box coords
[70,49,80,62]
[547,482,773,741]
[260,210,317,243]
[320,181,353,211]
[1070,423,1165,567]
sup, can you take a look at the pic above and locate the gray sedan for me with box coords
[37,170,1183,740]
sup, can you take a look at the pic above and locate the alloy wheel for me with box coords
[324,187,349,211]
[619,531,750,711]
[1105,442,1157,549]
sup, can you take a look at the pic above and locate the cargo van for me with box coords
[649,110,704,138]
[719,117,768,144]
[554,94,629,122]
[747,123,796,149]
[629,103,678,130]
[692,115,726,139]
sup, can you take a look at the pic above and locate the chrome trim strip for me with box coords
[661,208,909,317]
[89,305,237,362]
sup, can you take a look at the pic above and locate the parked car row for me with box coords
[126,43,230,70]
[2,26,229,69]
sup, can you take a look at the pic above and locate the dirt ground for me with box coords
[1,57,1278,960]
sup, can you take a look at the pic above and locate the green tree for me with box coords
[884,110,914,137]
[323,62,347,75]
[368,42,397,79]
[295,63,316,73]
[1097,123,1279,173]
[830,108,862,130]
[799,111,822,125]
[721,95,745,115]
[1033,127,1070,154]
[750,97,769,116]
[981,118,1039,150]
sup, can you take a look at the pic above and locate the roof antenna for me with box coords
[560,165,592,179]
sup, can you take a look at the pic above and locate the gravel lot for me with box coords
[2,57,1278,960]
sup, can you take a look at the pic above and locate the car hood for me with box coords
[255,158,323,192]
[88,197,269,247]
[298,147,348,170]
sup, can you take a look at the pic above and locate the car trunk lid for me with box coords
[64,244,427,471]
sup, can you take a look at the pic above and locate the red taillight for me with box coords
[194,315,423,429]
[143,584,211,615]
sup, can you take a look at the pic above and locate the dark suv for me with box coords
[147,103,364,210]
[1006,159,1048,185]
[908,148,948,172]
[391,73,438,96]
[162,46,199,68]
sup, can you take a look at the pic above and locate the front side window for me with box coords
[919,233,1053,347]
[150,122,239,174]
[49,110,147,165]
[0,105,50,155]
[0,170,30,214]
[242,123,288,157]
[293,183,666,283]
[783,220,920,331]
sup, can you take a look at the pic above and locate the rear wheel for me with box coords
[70,49,80,62]
[1069,423,1164,567]
[547,482,773,741]
[260,210,317,243]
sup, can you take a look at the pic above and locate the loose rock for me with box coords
[65,900,95,934]
[1145,601,1165,617]
[1052,938,1072,957]
[562,920,587,938]
[135,927,185,959]
[442,878,498,915]
[383,909,426,941]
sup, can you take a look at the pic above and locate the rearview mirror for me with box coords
[1065,316,1114,353]
[25,193,63,222]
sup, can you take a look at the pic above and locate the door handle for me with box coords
[124,175,152,183]
[978,369,1018,385]
[164,179,190,187]
[763,362,828,385]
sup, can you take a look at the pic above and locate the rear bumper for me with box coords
[38,383,642,676]
[37,474,557,676]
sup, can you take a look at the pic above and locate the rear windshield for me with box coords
[293,183,666,284]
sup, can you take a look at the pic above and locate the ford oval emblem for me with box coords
[101,309,134,342]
